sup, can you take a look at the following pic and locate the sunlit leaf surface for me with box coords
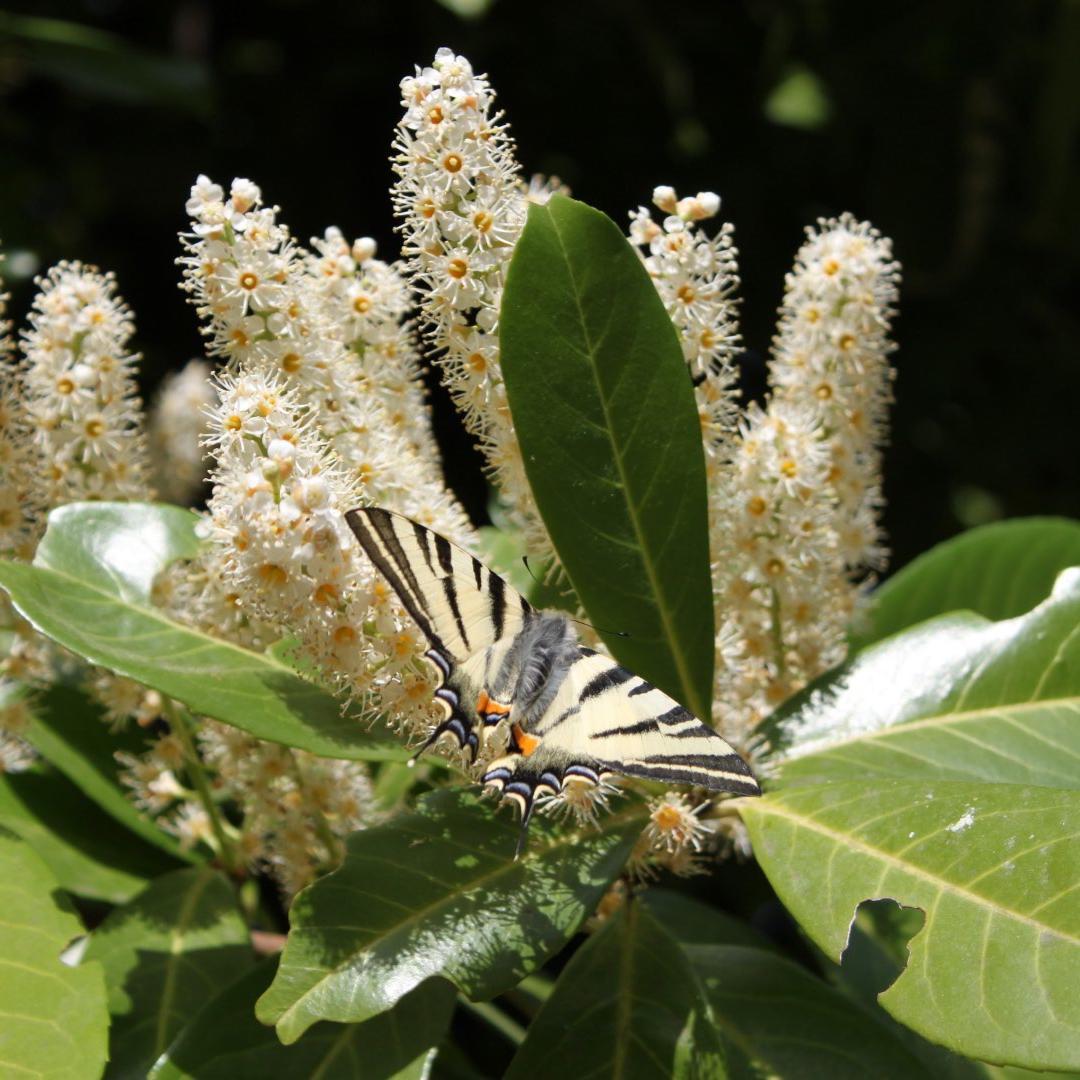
[0,829,108,1079]
[258,789,642,1044]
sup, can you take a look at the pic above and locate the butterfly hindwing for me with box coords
[567,652,760,794]
[345,507,532,759]
[482,647,760,838]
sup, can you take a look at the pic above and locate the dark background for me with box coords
[1,0,1077,571]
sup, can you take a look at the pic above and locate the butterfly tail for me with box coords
[513,802,536,860]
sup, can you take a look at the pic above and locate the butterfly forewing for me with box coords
[345,507,531,760]
[345,507,531,665]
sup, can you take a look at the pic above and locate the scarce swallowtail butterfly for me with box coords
[346,507,760,854]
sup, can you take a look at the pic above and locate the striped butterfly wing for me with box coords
[345,507,532,759]
[483,648,760,845]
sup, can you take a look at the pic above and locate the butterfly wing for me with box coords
[483,648,759,838]
[345,507,532,759]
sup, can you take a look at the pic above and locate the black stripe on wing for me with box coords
[345,507,533,664]
[611,749,760,796]
[345,508,443,648]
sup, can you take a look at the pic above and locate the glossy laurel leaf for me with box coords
[150,959,455,1080]
[9,681,192,861]
[505,903,726,1080]
[0,502,403,762]
[0,829,109,1080]
[741,780,1080,1070]
[257,788,643,1044]
[500,195,714,720]
[84,865,254,1078]
[0,766,180,904]
[855,516,1080,649]
[759,568,1080,789]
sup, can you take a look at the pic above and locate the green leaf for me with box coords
[0,766,180,903]
[150,959,455,1080]
[14,681,192,860]
[84,866,253,1078]
[257,788,642,1044]
[740,780,1080,1070]
[690,944,944,1078]
[35,501,204,603]
[505,902,726,1080]
[760,568,1080,789]
[640,889,774,951]
[0,12,210,115]
[0,829,108,1080]
[0,502,404,762]
[500,195,714,720]
[856,517,1080,649]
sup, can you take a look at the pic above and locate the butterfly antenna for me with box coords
[521,558,630,639]
[569,617,630,638]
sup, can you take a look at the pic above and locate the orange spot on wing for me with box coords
[513,724,540,757]
[476,690,511,717]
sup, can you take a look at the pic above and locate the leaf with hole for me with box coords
[0,829,108,1080]
[84,865,254,1078]
[257,788,642,1044]
[0,502,404,762]
[500,195,714,719]
[740,780,1080,1069]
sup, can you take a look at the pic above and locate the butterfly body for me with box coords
[346,507,760,850]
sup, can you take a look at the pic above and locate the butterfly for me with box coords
[346,507,760,853]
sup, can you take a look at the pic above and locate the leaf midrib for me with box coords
[545,208,704,718]
[152,869,216,1056]
[0,557,305,683]
[749,799,1080,945]
[272,806,644,1034]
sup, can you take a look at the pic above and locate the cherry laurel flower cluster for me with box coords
[629,185,743,466]
[768,214,899,579]
[179,175,464,532]
[0,256,38,561]
[117,716,375,895]
[711,218,898,745]
[391,48,555,558]
[20,262,151,506]
[148,358,216,505]
[303,229,440,466]
[7,262,159,724]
